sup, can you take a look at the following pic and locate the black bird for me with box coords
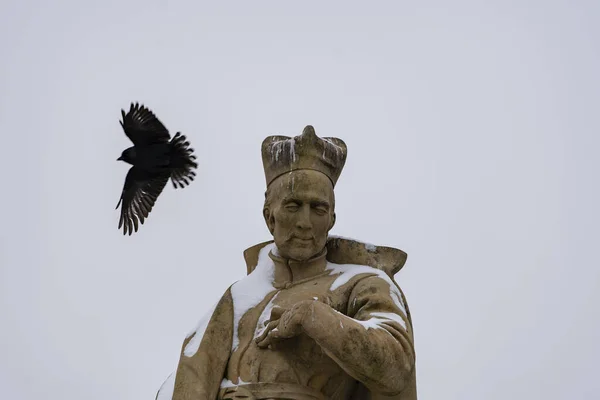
[116,103,198,235]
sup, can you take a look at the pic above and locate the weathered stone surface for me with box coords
[158,126,417,400]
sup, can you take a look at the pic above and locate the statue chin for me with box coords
[277,247,317,262]
[274,239,324,262]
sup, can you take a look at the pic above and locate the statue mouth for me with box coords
[291,236,313,243]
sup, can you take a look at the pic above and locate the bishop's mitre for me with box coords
[261,125,348,187]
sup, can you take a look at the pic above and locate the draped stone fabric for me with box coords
[157,237,417,400]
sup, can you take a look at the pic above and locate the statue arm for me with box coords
[171,287,234,400]
[301,275,415,396]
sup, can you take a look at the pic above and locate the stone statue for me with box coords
[156,126,417,400]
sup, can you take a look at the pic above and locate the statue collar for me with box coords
[244,236,408,280]
[268,247,329,288]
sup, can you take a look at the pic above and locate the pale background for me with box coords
[1,1,598,399]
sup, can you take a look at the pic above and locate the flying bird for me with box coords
[115,102,198,235]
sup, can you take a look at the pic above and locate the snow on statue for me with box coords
[156,125,417,400]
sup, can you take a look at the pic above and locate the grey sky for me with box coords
[1,1,598,399]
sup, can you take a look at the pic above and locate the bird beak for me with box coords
[117,156,123,161]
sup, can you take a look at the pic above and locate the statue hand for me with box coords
[255,300,313,349]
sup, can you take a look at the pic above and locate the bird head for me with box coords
[117,147,136,164]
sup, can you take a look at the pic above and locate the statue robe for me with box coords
[156,237,417,400]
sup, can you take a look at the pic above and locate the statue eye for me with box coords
[313,206,327,216]
[285,203,299,212]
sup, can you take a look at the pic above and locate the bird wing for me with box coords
[116,166,170,235]
[119,103,171,146]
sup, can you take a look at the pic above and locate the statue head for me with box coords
[261,126,348,261]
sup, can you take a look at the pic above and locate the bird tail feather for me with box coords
[169,132,198,189]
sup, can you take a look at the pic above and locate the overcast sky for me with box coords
[1,1,599,399]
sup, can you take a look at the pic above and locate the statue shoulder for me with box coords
[326,236,408,279]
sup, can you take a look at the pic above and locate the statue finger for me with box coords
[256,327,283,349]
[269,306,286,322]
[255,320,279,345]
[256,333,273,349]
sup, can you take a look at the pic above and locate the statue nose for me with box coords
[295,207,312,229]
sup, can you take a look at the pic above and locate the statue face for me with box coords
[264,170,336,261]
